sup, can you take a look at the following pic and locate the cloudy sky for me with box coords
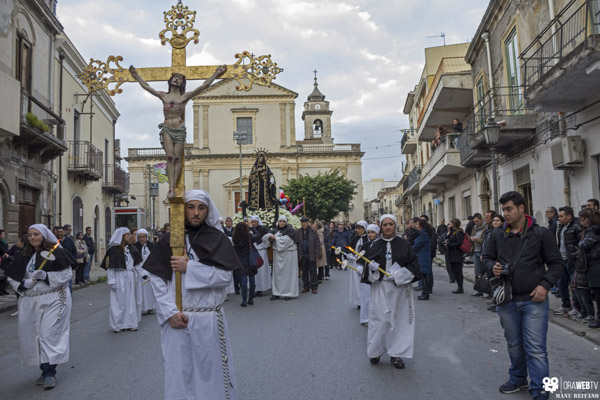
[56,0,487,182]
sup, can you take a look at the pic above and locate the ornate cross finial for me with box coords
[313,69,318,84]
[159,0,200,49]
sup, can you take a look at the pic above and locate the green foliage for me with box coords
[283,169,358,222]
[25,112,50,133]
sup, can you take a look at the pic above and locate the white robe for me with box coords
[107,248,142,330]
[359,265,370,324]
[265,232,299,298]
[367,262,415,359]
[139,244,157,313]
[254,242,271,292]
[150,240,237,400]
[348,258,361,307]
[8,254,72,366]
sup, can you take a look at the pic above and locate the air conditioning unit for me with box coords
[551,136,584,170]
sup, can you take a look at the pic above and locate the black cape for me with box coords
[100,244,143,270]
[142,224,242,282]
[5,246,73,282]
[271,224,300,245]
[133,241,155,256]
[362,236,421,284]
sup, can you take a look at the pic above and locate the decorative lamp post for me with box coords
[233,130,248,210]
[484,116,501,211]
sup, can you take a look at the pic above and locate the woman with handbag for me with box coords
[74,232,88,285]
[232,222,259,307]
[445,218,465,294]
[578,208,600,328]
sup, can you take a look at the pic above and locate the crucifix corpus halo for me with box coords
[79,0,283,311]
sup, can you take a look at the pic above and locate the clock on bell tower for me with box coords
[301,70,333,143]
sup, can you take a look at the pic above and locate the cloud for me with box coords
[56,0,486,181]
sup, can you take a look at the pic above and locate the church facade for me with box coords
[126,77,364,230]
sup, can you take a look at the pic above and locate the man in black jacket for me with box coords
[545,206,559,240]
[83,226,95,282]
[553,207,584,316]
[483,191,563,400]
[403,218,419,245]
[295,216,321,294]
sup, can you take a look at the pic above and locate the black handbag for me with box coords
[473,273,492,294]
[248,239,264,269]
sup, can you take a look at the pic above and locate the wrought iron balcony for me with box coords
[462,87,536,154]
[403,165,421,194]
[67,141,103,181]
[521,0,600,110]
[401,129,417,154]
[14,89,67,163]
[102,163,129,193]
[458,131,491,168]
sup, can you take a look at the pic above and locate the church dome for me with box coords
[308,76,325,101]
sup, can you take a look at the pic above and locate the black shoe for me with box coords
[418,293,429,300]
[369,357,380,365]
[247,299,254,305]
[413,286,423,291]
[284,296,291,300]
[449,280,455,283]
[270,295,279,301]
[43,376,56,390]
[452,288,464,294]
[235,290,240,295]
[499,381,528,394]
[488,305,497,312]
[390,357,405,369]
[589,319,600,329]
[240,303,247,307]
[255,291,263,297]
[357,305,361,310]
[471,292,483,297]
[301,288,310,293]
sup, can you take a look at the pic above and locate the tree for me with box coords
[283,169,358,221]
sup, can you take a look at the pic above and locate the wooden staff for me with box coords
[345,245,391,277]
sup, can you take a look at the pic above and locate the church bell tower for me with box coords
[301,70,333,144]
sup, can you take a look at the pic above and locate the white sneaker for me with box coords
[10,310,18,317]
[553,306,570,315]
[567,308,580,318]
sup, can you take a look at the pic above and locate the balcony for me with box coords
[419,134,465,192]
[102,163,129,194]
[402,165,421,194]
[13,90,67,162]
[521,0,600,111]
[463,87,536,155]
[67,141,103,181]
[458,131,491,168]
[416,57,473,141]
[401,129,417,154]
[297,143,362,153]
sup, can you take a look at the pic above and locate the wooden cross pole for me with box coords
[79,0,283,311]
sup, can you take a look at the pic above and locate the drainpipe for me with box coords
[58,53,65,226]
[481,31,495,116]
[559,112,571,206]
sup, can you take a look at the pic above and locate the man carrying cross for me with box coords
[129,65,227,198]
[143,189,242,400]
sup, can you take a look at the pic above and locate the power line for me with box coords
[362,155,404,160]
[335,126,402,137]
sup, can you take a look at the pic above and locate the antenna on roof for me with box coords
[426,32,446,46]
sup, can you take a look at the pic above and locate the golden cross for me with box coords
[79,1,283,311]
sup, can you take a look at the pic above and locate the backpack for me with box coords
[459,232,472,253]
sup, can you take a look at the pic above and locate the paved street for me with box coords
[0,266,599,400]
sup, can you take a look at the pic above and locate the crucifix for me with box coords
[79,0,283,311]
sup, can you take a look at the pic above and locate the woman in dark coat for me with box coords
[578,208,600,328]
[232,222,258,307]
[445,218,465,294]
[413,220,432,300]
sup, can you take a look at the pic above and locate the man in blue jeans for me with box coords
[82,226,95,282]
[483,191,563,400]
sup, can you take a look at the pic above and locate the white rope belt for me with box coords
[22,286,63,297]
[182,304,232,400]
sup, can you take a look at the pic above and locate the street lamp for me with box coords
[233,130,248,211]
[484,116,501,211]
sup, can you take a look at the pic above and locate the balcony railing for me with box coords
[102,163,129,193]
[416,57,471,129]
[67,141,103,180]
[422,134,459,177]
[403,165,421,192]
[462,87,535,149]
[401,129,416,149]
[297,143,361,153]
[522,0,600,91]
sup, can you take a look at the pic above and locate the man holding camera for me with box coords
[482,191,563,400]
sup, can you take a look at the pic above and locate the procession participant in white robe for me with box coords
[143,189,242,400]
[249,215,271,296]
[133,229,156,314]
[347,220,368,309]
[265,215,300,300]
[5,224,73,389]
[358,224,379,326]
[362,214,421,369]
[100,228,144,332]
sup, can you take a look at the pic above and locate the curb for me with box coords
[432,259,600,346]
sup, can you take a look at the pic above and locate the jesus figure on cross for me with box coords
[129,64,227,199]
